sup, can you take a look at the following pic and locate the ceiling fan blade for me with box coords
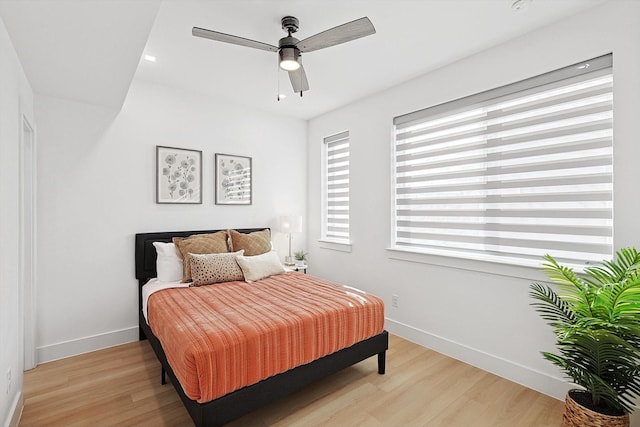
[288,64,309,93]
[192,27,278,52]
[296,17,375,53]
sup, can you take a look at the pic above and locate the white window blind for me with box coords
[323,131,350,243]
[392,54,613,269]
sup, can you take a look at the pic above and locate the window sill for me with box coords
[318,240,352,253]
[385,247,547,282]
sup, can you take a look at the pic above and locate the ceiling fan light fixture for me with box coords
[279,47,300,71]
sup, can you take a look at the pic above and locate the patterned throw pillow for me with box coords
[173,231,229,282]
[189,250,245,286]
[228,229,271,256]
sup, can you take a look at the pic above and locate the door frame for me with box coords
[19,111,37,370]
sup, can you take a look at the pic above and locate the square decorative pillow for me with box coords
[236,250,285,283]
[173,231,229,282]
[189,250,245,286]
[228,229,271,256]
[152,241,183,282]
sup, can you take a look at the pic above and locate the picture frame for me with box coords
[156,146,202,204]
[215,153,252,205]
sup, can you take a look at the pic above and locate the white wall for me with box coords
[34,79,307,362]
[307,0,640,411]
[0,12,34,427]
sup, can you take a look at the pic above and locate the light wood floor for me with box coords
[20,334,564,426]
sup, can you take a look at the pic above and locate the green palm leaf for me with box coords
[585,248,640,284]
[530,248,640,415]
[529,283,574,325]
[542,255,587,291]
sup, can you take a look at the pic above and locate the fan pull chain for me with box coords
[299,54,303,97]
[277,60,281,101]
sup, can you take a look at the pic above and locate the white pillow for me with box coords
[153,242,183,282]
[236,250,285,283]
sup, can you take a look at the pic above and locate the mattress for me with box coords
[146,272,385,403]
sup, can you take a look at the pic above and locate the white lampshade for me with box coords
[279,215,302,233]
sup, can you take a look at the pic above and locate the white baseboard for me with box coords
[385,318,570,401]
[36,326,139,364]
[4,392,23,427]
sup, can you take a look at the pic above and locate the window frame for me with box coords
[321,130,351,247]
[390,54,613,271]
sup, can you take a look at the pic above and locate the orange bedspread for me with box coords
[147,272,385,403]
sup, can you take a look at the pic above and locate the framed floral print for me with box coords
[215,153,252,205]
[156,146,202,204]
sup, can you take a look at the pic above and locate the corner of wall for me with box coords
[3,392,23,427]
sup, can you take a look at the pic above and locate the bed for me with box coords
[135,228,389,427]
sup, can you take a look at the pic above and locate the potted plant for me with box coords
[294,250,307,267]
[529,248,640,427]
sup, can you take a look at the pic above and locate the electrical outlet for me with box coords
[392,294,399,308]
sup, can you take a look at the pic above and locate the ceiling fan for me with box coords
[192,16,376,97]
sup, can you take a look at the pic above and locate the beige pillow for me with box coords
[236,251,285,283]
[189,250,244,286]
[228,229,271,256]
[173,231,229,282]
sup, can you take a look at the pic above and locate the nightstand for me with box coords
[284,264,307,274]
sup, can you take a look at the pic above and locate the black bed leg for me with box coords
[377,351,386,374]
[161,367,166,385]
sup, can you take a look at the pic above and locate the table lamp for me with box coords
[280,215,302,265]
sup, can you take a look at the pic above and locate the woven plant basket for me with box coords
[562,390,629,427]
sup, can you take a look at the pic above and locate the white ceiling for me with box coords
[0,0,606,119]
[0,0,160,108]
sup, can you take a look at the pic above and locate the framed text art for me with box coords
[215,153,252,205]
[156,146,202,204]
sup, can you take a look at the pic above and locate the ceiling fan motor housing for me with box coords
[279,35,299,49]
[281,16,299,34]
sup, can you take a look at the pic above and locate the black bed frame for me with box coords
[135,228,389,427]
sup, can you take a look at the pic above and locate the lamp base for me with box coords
[284,256,295,266]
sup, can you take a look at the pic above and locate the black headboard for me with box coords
[135,228,267,340]
[135,228,268,283]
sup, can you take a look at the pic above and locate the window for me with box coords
[392,54,613,269]
[322,131,350,244]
